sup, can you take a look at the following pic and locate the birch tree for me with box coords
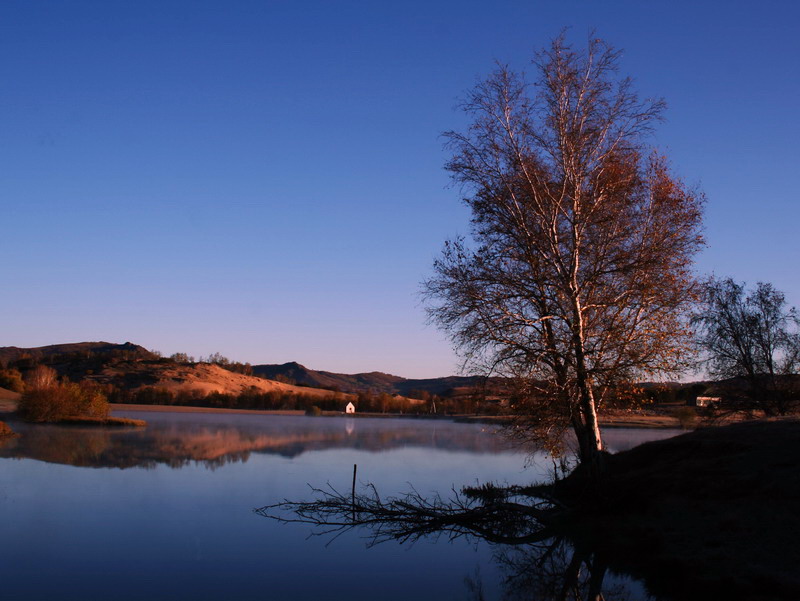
[424,34,704,469]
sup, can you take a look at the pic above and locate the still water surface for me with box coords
[0,412,681,600]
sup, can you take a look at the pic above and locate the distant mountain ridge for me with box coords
[252,361,487,396]
[0,341,154,365]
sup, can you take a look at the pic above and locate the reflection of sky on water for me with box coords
[0,413,677,600]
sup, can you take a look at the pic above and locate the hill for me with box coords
[0,342,352,402]
[252,361,491,397]
[94,360,348,399]
[252,362,404,392]
[0,341,155,366]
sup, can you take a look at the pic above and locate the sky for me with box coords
[1,1,798,378]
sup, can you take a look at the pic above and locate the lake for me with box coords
[0,412,682,600]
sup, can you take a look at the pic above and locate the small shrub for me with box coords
[18,382,110,423]
[0,420,16,437]
[305,406,322,416]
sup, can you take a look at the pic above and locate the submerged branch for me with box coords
[255,482,561,546]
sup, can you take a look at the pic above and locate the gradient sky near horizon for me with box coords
[2,1,798,378]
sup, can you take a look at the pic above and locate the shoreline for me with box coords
[111,403,307,416]
[3,398,687,429]
[110,403,684,429]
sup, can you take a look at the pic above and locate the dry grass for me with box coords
[104,362,355,400]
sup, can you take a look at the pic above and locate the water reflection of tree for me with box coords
[492,540,637,601]
[256,486,639,601]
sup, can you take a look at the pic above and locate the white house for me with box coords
[345,402,356,414]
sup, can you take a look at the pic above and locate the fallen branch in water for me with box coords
[255,482,562,546]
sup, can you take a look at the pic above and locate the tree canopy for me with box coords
[424,34,704,466]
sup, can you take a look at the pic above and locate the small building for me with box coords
[695,396,721,408]
[345,402,356,414]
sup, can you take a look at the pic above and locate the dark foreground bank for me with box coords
[553,419,800,600]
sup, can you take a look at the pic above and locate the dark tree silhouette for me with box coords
[695,277,800,415]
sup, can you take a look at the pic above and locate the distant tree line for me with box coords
[168,351,256,375]
[109,386,350,412]
[106,386,509,415]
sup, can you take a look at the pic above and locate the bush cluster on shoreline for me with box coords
[17,365,110,423]
[19,382,110,422]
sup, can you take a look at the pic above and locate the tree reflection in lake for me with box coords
[258,482,646,601]
[488,538,642,601]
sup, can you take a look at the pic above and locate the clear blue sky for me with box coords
[2,1,798,377]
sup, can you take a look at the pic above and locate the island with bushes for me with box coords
[14,365,145,427]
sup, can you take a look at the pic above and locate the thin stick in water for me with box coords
[352,463,357,522]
